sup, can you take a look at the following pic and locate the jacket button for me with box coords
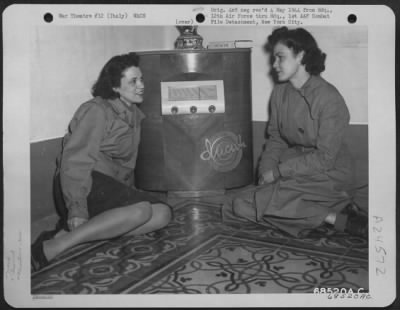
[298,128,304,134]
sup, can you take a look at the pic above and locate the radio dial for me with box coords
[208,105,216,113]
[190,106,197,114]
[171,106,178,114]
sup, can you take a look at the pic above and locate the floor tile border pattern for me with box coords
[121,235,223,293]
[123,234,368,294]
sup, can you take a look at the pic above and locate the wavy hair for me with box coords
[91,52,140,99]
[264,27,326,75]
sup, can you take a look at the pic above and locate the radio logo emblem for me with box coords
[200,131,246,172]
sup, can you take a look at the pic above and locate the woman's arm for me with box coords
[258,88,288,182]
[60,103,107,222]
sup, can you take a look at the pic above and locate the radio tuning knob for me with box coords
[190,106,197,114]
[171,106,178,114]
[208,105,216,113]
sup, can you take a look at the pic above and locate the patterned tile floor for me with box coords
[31,198,368,294]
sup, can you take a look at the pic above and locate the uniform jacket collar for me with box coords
[292,75,323,98]
[108,98,145,122]
[108,98,145,127]
[288,75,325,120]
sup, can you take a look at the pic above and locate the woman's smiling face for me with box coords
[113,66,144,105]
[272,42,304,83]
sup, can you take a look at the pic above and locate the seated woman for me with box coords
[31,52,172,271]
[222,27,368,239]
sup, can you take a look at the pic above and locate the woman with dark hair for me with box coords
[222,27,368,238]
[31,52,172,271]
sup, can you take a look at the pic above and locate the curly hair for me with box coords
[91,52,140,99]
[264,27,326,75]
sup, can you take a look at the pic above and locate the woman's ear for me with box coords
[112,87,120,95]
[296,50,305,65]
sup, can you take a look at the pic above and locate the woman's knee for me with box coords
[127,201,153,223]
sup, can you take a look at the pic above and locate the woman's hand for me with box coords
[258,170,275,185]
[68,216,88,231]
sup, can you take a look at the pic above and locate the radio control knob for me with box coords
[208,105,216,113]
[171,106,178,114]
[190,106,197,114]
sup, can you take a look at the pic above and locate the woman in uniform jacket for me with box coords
[222,27,368,238]
[31,52,172,271]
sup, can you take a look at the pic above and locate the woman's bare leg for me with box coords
[42,201,152,261]
[125,203,172,236]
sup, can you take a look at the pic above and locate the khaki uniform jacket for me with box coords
[259,75,353,186]
[57,97,145,220]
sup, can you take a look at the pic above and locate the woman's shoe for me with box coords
[344,205,368,239]
[31,230,55,272]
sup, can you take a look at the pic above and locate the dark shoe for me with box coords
[31,230,55,272]
[341,202,366,216]
[344,205,368,239]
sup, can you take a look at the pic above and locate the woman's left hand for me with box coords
[258,170,275,185]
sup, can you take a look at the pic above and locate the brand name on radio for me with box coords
[200,135,246,161]
[200,131,246,172]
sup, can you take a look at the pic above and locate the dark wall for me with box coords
[30,139,61,222]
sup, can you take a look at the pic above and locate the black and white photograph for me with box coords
[3,3,396,307]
